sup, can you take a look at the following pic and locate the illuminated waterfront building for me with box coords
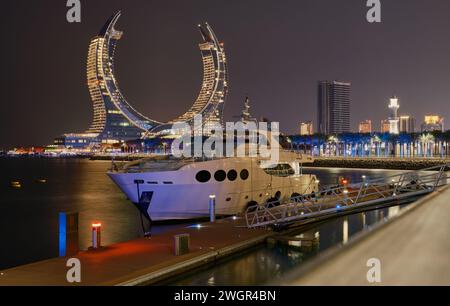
[399,116,415,133]
[358,120,372,134]
[421,115,445,132]
[381,119,390,133]
[85,12,162,143]
[54,133,100,149]
[317,81,351,135]
[300,122,314,136]
[56,12,228,147]
[388,96,400,134]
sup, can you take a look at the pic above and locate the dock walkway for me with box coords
[285,186,450,285]
[0,218,270,286]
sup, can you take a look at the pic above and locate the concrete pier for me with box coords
[283,186,450,285]
[0,218,270,286]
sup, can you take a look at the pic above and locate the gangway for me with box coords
[245,164,450,229]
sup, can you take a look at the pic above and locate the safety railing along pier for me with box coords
[245,164,450,229]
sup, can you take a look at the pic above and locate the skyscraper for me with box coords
[56,12,228,147]
[85,12,161,143]
[388,96,400,134]
[399,116,415,133]
[317,81,351,135]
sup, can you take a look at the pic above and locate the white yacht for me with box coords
[108,150,319,221]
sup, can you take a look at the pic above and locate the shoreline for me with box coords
[2,155,450,170]
[309,157,450,170]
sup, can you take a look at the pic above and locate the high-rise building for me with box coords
[388,96,400,134]
[56,12,228,146]
[381,119,390,133]
[358,120,372,134]
[421,115,444,132]
[85,12,161,143]
[300,121,314,136]
[399,116,415,133]
[317,81,351,135]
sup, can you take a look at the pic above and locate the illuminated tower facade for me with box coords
[151,23,229,136]
[399,116,415,133]
[86,12,161,143]
[56,13,228,147]
[388,96,400,135]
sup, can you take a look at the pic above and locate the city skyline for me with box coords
[3,0,450,148]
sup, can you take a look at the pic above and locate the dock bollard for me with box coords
[91,223,102,249]
[174,234,190,256]
[209,195,216,223]
[59,212,79,257]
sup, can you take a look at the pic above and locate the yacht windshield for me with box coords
[262,163,295,177]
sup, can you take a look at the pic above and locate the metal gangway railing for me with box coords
[245,164,450,229]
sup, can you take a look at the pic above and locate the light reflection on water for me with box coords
[169,204,407,286]
[1,159,153,270]
[0,158,405,270]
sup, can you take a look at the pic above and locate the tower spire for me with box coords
[240,96,256,125]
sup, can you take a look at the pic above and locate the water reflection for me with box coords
[343,218,349,244]
[170,204,408,286]
[0,159,162,269]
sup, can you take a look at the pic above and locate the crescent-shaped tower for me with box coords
[55,12,228,148]
[149,23,229,136]
[86,11,162,143]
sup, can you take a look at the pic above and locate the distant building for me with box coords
[300,122,314,136]
[421,115,444,132]
[388,96,400,134]
[358,120,372,134]
[399,116,415,133]
[317,81,351,134]
[54,134,98,149]
[381,119,390,133]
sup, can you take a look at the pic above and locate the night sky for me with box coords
[2,0,450,148]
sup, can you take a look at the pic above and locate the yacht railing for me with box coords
[245,164,450,229]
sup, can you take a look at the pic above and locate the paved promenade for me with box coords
[0,218,270,286]
[286,186,450,285]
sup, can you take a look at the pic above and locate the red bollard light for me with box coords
[92,223,102,249]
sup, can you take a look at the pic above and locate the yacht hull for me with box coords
[108,157,318,221]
